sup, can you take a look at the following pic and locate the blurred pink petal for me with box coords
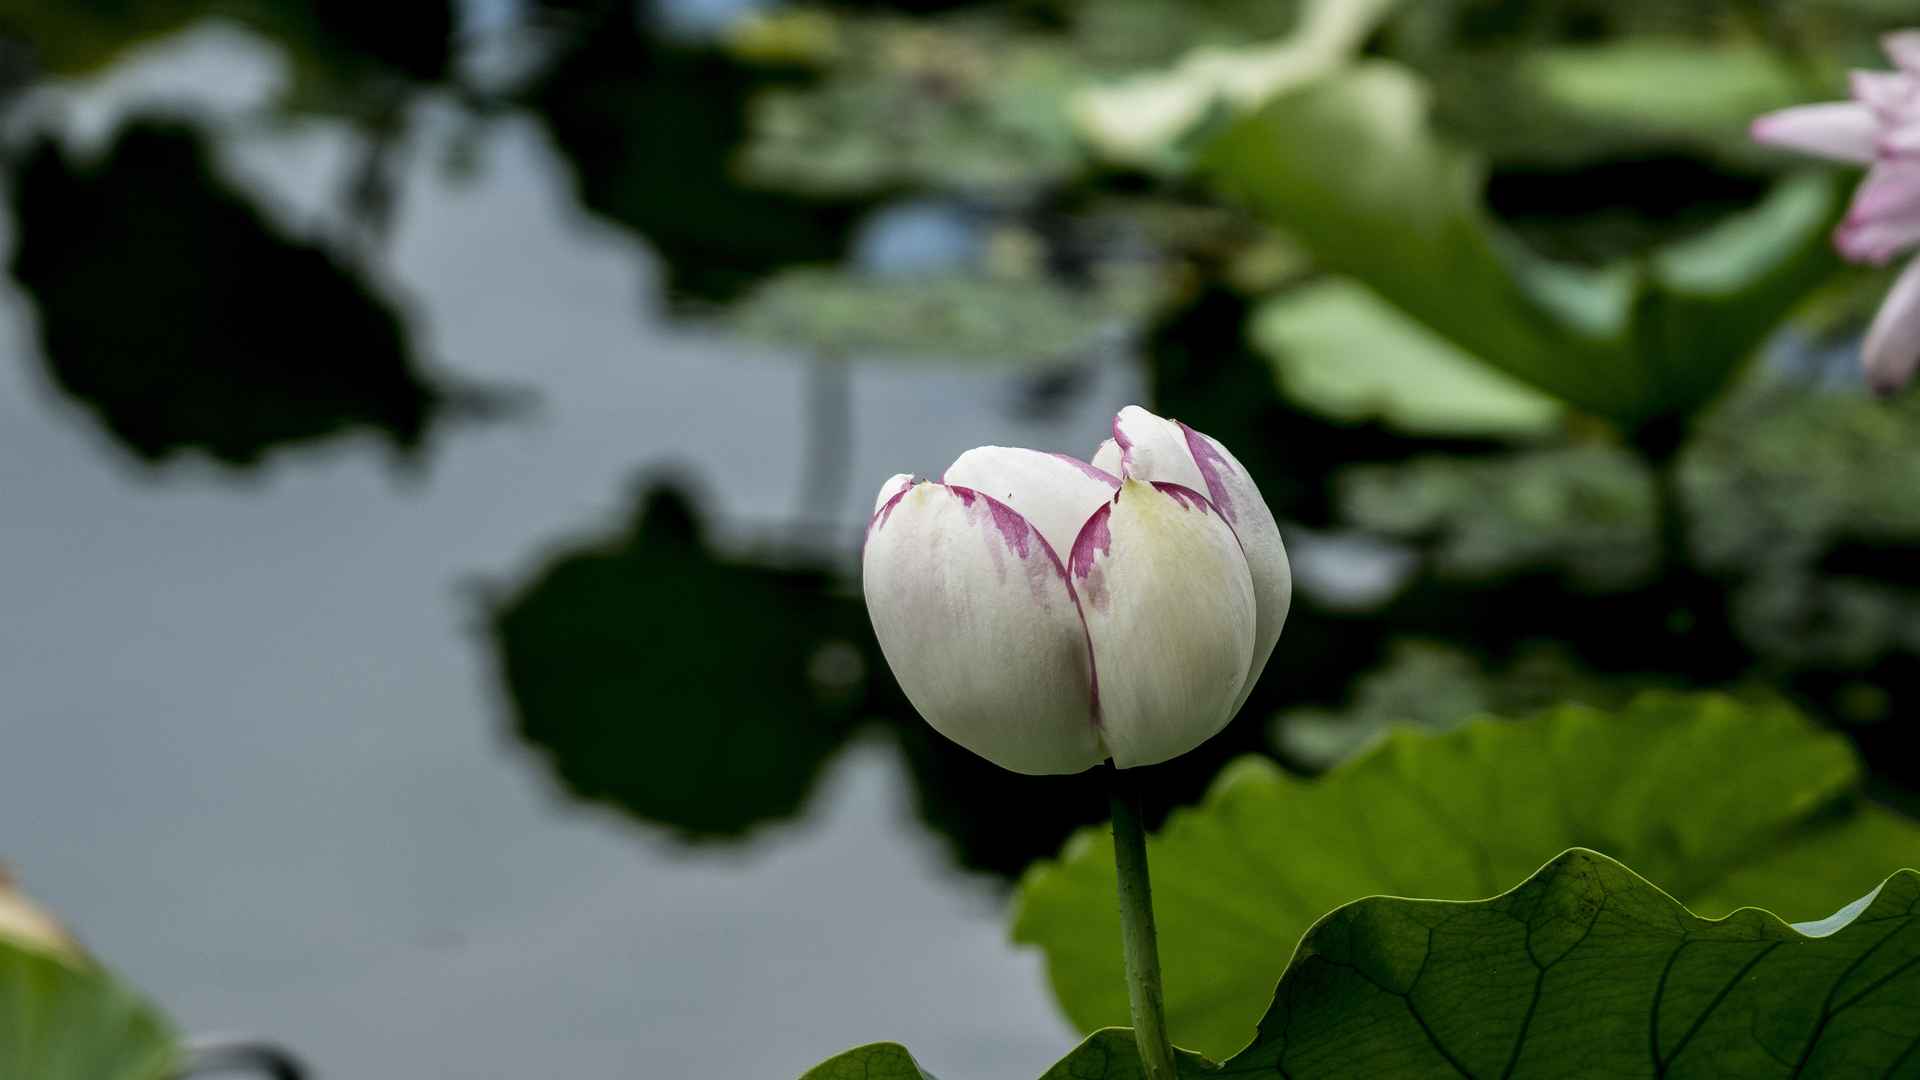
[1864,257,1920,394]
[1750,102,1879,163]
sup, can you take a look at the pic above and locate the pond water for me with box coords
[0,24,1143,1078]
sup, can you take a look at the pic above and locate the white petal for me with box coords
[863,483,1106,775]
[1888,31,1920,75]
[1069,479,1255,768]
[1864,257,1920,395]
[1174,423,1292,716]
[1750,102,1879,163]
[1092,438,1122,476]
[1110,405,1208,489]
[943,446,1117,559]
[872,473,915,516]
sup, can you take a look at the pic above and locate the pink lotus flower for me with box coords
[1752,31,1920,393]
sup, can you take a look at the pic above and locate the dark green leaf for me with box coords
[1013,693,1920,1058]
[800,1042,942,1080]
[1223,848,1920,1078]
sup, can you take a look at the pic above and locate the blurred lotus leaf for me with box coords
[1250,278,1564,437]
[1272,639,1673,769]
[7,119,462,467]
[1684,385,1920,667]
[1013,693,1920,1058]
[1338,446,1658,589]
[737,15,1091,197]
[0,0,453,109]
[726,265,1156,362]
[1202,61,1841,435]
[1070,0,1397,169]
[0,872,179,1080]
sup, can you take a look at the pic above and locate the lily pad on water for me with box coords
[1012,693,1920,1059]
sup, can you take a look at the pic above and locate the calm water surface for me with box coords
[0,25,1141,1078]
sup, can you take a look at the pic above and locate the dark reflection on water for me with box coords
[495,482,868,838]
[8,118,483,467]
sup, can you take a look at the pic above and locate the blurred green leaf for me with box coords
[727,267,1155,362]
[1231,848,1920,1078]
[1012,693,1920,1059]
[1338,446,1657,588]
[1272,639,1671,769]
[1526,41,1806,147]
[738,16,1091,197]
[1249,278,1564,437]
[0,880,178,1080]
[1202,62,1841,432]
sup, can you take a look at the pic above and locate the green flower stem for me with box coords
[1109,765,1178,1080]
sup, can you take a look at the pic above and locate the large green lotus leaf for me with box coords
[0,881,179,1080]
[1011,693,1920,1059]
[1249,278,1563,437]
[805,851,1920,1078]
[1225,848,1920,1078]
[1201,62,1840,432]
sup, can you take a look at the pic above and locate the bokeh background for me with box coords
[3,0,1919,1076]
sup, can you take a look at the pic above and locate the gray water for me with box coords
[0,24,1144,1078]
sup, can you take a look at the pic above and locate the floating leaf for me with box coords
[727,267,1155,362]
[1012,693,1920,1059]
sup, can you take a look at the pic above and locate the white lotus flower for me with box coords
[1752,30,1920,392]
[861,406,1290,774]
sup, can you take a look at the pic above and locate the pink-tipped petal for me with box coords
[1864,257,1920,396]
[943,445,1118,559]
[1070,479,1255,769]
[1091,438,1122,476]
[1887,31,1920,75]
[1109,405,1208,489]
[1837,214,1920,265]
[863,483,1105,775]
[1837,162,1920,264]
[1176,422,1292,715]
[1883,121,1920,158]
[872,473,916,516]
[1751,102,1879,163]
